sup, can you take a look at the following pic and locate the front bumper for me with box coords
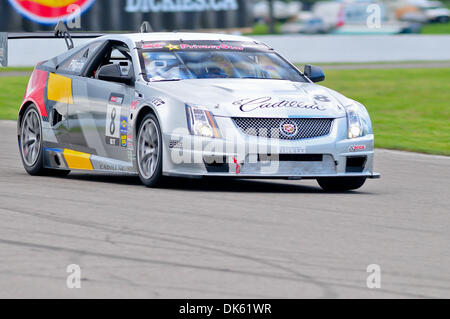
[162,117,380,179]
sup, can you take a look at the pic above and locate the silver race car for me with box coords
[17,32,380,191]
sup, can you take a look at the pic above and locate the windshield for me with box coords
[139,41,306,83]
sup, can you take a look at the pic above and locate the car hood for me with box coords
[150,79,350,118]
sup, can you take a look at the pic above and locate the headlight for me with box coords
[185,105,221,138]
[345,101,373,139]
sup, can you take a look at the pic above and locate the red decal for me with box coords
[142,43,165,49]
[24,68,48,117]
[349,145,367,152]
[130,100,139,110]
[233,157,241,174]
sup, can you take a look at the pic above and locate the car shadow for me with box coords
[62,172,373,194]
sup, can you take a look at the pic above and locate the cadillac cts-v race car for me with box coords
[17,32,380,191]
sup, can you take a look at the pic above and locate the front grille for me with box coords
[232,118,333,140]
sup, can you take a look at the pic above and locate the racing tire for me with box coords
[317,177,367,192]
[19,104,70,177]
[136,113,163,187]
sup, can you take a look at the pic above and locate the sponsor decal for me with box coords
[280,121,298,137]
[150,98,165,107]
[142,41,246,52]
[107,137,119,146]
[179,43,244,51]
[130,100,140,110]
[125,0,239,13]
[120,116,128,135]
[99,163,127,171]
[142,42,166,49]
[233,97,326,113]
[169,139,183,149]
[110,95,124,104]
[8,0,96,24]
[165,43,180,51]
[233,156,241,174]
[349,145,367,152]
[279,146,306,154]
[120,116,128,147]
[121,134,127,147]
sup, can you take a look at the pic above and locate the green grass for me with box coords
[0,68,449,155]
[0,67,33,73]
[421,23,450,34]
[321,68,450,156]
[0,76,28,120]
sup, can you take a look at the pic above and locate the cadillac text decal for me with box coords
[8,0,96,24]
[233,97,327,113]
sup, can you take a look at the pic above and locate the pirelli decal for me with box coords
[47,73,74,104]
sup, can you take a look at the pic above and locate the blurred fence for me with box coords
[6,34,450,66]
[256,34,450,63]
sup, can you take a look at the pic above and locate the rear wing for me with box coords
[1,28,103,66]
[0,21,152,67]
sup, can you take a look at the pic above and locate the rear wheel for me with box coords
[19,104,70,177]
[137,113,163,187]
[317,177,366,192]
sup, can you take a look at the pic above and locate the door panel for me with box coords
[68,76,134,163]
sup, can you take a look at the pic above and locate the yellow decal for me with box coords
[47,73,73,104]
[63,149,93,170]
[165,44,180,51]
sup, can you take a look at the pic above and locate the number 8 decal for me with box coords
[110,108,116,135]
[106,104,120,139]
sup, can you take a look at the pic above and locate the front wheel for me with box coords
[137,113,163,187]
[317,177,367,192]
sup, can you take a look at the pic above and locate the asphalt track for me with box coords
[0,119,449,298]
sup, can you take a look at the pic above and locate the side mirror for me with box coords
[304,64,325,83]
[97,64,133,85]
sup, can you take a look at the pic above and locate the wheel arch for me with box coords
[134,105,160,137]
[17,100,42,135]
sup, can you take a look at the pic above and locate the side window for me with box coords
[86,42,134,79]
[58,42,102,75]
[110,48,131,76]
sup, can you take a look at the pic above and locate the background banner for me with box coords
[0,0,253,32]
